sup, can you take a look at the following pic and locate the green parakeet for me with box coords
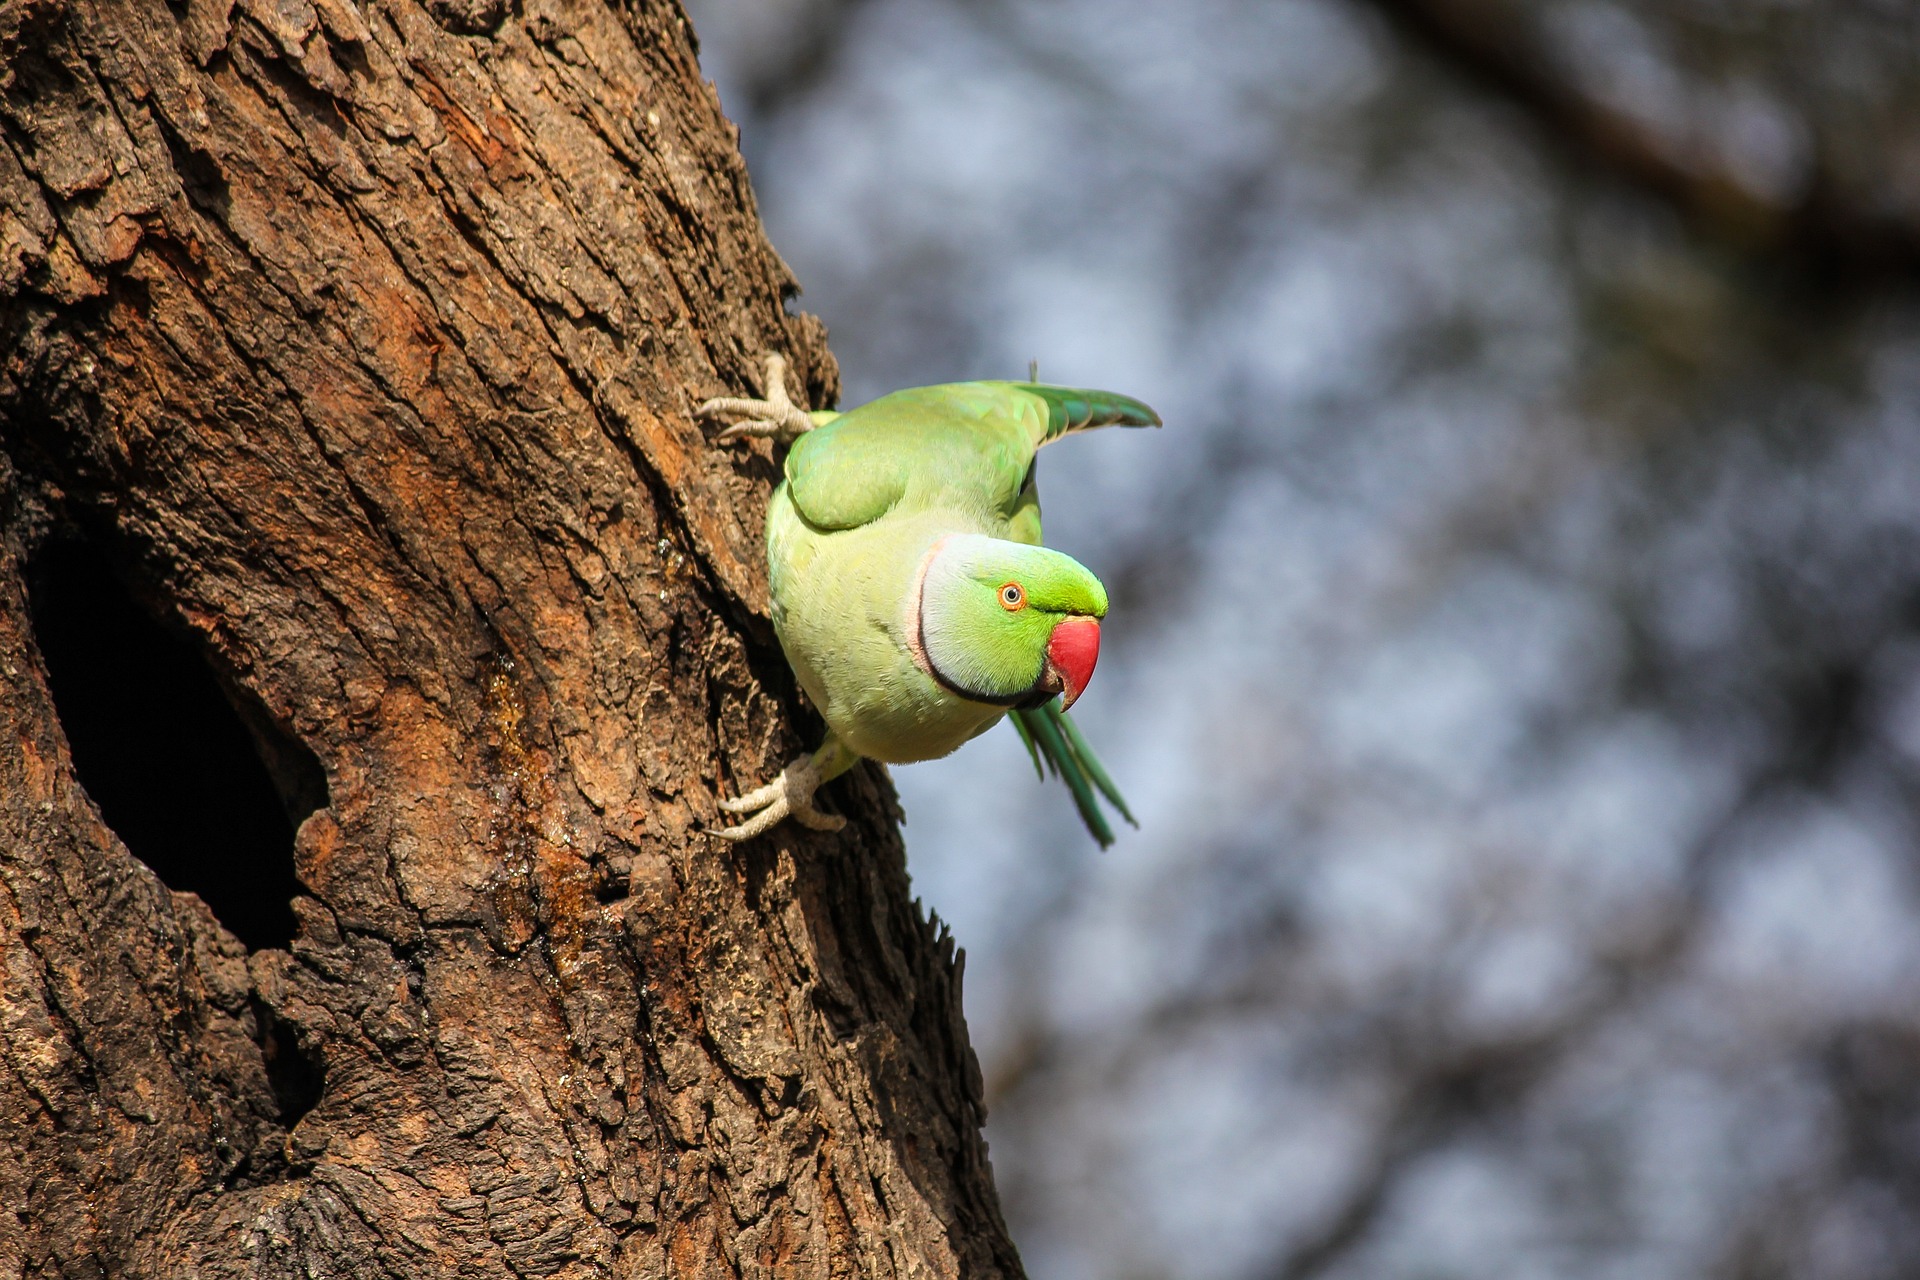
[699,354,1157,846]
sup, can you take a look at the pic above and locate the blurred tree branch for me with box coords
[700,0,878,123]
[1362,0,1920,288]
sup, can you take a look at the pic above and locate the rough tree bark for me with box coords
[0,0,1021,1274]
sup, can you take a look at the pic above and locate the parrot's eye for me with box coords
[999,583,1026,611]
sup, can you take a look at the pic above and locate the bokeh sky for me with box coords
[684,2,1920,1276]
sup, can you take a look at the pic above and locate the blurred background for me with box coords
[682,2,1920,1276]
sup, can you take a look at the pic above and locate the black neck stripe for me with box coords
[918,592,1049,708]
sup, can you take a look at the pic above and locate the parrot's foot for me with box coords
[713,752,846,842]
[698,353,817,445]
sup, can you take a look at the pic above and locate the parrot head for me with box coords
[909,534,1108,711]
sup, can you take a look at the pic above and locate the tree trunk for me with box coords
[0,0,1018,1274]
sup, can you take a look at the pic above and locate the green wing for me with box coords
[783,381,1160,533]
[1008,383,1161,442]
[1010,700,1136,849]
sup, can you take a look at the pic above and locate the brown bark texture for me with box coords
[0,0,1018,1274]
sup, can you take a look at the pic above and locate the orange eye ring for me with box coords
[999,582,1026,611]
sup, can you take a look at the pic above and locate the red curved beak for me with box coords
[1046,615,1101,711]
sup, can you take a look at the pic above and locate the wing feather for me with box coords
[782,381,1158,533]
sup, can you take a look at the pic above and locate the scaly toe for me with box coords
[718,781,781,814]
[712,755,829,840]
[711,806,786,842]
[793,803,846,833]
[711,789,796,840]
[697,355,816,446]
[697,394,773,420]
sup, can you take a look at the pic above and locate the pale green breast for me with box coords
[767,488,1008,763]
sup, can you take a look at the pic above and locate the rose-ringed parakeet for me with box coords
[699,355,1157,846]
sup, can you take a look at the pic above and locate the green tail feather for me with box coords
[1010,700,1137,849]
[1009,383,1162,441]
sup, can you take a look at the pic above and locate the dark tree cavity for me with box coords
[29,536,320,950]
[0,0,1018,1275]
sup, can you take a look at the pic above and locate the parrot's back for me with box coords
[781,381,1159,539]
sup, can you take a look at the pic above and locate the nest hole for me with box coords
[27,538,324,952]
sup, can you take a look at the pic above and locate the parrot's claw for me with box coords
[698,353,817,446]
[712,752,847,842]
